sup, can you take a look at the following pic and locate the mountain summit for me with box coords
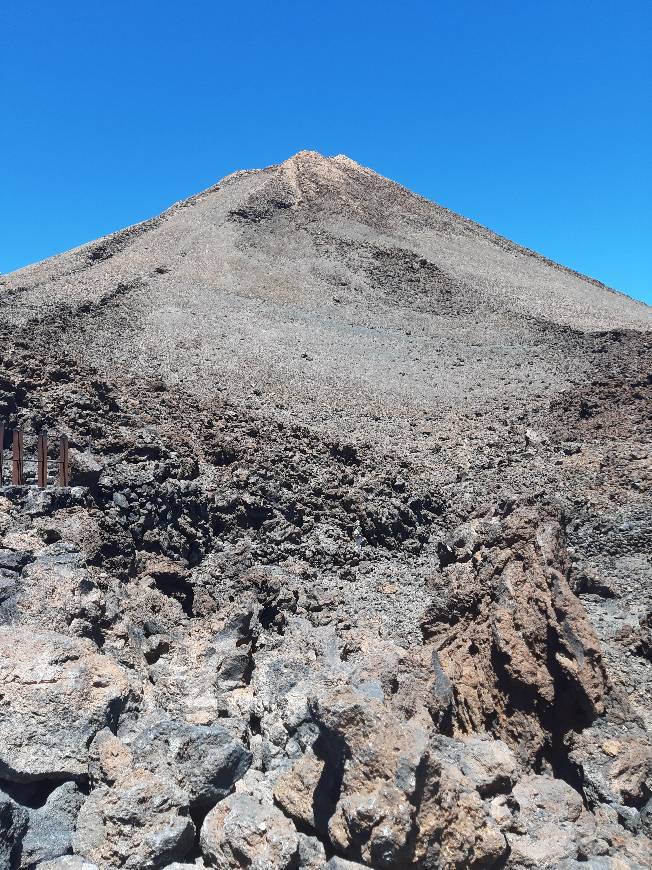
[2,151,649,434]
[0,154,650,867]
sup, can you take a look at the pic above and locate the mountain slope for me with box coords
[0,152,650,868]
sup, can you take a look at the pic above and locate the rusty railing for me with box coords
[0,427,70,488]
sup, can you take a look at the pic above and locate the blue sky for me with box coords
[1,0,650,305]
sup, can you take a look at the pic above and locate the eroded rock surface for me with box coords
[0,627,128,782]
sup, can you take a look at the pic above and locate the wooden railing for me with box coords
[0,425,70,487]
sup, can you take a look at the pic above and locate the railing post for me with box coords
[37,432,48,488]
[12,429,24,485]
[59,434,70,486]
[0,423,4,487]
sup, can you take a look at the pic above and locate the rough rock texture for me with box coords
[19,781,85,867]
[0,151,651,867]
[0,793,28,870]
[201,790,299,869]
[0,627,128,781]
[72,766,195,869]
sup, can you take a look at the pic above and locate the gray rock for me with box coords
[0,793,28,870]
[324,860,368,870]
[118,710,252,808]
[0,627,128,781]
[73,767,195,870]
[20,781,84,866]
[496,774,584,868]
[70,451,104,488]
[296,832,327,869]
[0,549,28,572]
[200,791,299,869]
[37,858,100,870]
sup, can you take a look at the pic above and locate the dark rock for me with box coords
[0,793,28,870]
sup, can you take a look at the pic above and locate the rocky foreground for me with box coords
[0,152,651,868]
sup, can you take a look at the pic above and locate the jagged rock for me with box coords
[416,746,508,868]
[118,710,252,808]
[70,450,104,488]
[273,750,330,833]
[457,735,519,797]
[422,503,607,760]
[249,619,347,773]
[568,723,652,823]
[33,508,105,562]
[0,792,28,870]
[73,766,195,870]
[0,627,128,781]
[296,832,327,869]
[10,546,104,637]
[200,791,299,869]
[88,728,134,786]
[20,780,85,866]
[497,774,584,868]
[309,683,429,867]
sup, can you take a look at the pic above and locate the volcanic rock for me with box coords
[0,151,650,867]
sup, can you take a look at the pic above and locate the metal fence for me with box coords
[0,425,70,487]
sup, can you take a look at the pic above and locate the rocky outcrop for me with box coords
[422,502,607,761]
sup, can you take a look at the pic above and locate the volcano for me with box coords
[0,152,650,869]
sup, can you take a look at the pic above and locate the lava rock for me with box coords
[0,627,128,781]
[73,767,195,870]
[200,791,299,868]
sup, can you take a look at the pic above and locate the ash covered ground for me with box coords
[0,151,651,869]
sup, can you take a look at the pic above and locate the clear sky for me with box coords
[1,0,650,305]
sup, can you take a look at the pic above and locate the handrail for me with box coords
[0,427,71,488]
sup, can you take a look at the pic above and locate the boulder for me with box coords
[70,451,104,488]
[20,781,85,866]
[0,627,128,781]
[309,683,429,868]
[200,791,299,869]
[296,832,327,869]
[498,774,584,868]
[118,710,252,808]
[73,767,195,870]
[415,750,508,869]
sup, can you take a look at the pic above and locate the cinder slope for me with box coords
[4,150,649,331]
[3,151,649,446]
